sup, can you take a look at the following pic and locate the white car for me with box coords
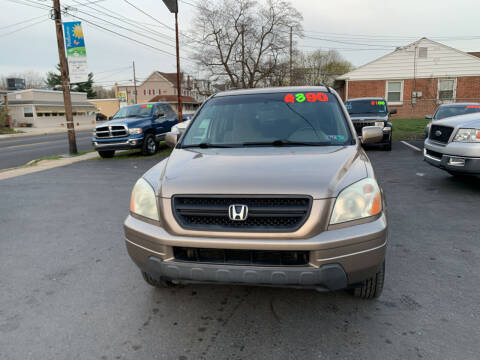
[170,119,191,135]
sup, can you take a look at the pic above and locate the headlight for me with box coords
[453,128,480,143]
[130,178,159,220]
[330,178,382,225]
[375,121,385,127]
[128,128,143,135]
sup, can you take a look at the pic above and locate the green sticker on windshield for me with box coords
[328,135,345,142]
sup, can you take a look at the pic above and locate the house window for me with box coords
[148,89,151,95]
[438,79,455,101]
[24,106,34,118]
[418,47,428,59]
[386,81,403,103]
[144,89,146,95]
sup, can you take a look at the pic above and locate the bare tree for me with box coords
[296,49,354,86]
[189,0,302,88]
[0,71,45,89]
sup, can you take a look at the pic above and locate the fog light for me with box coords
[448,157,465,166]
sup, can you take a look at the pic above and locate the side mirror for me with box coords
[165,132,178,148]
[361,126,383,145]
[425,115,432,120]
[389,109,397,115]
[156,112,165,119]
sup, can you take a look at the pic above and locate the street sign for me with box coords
[162,0,178,13]
[63,21,89,83]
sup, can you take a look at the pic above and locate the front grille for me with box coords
[429,125,454,144]
[426,149,443,160]
[95,125,128,138]
[173,247,309,266]
[353,121,375,136]
[172,195,312,232]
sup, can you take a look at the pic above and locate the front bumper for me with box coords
[424,139,480,174]
[124,213,387,290]
[92,138,143,151]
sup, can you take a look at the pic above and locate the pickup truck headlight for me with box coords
[330,178,382,225]
[128,128,143,135]
[453,128,480,143]
[130,178,159,220]
[375,121,385,127]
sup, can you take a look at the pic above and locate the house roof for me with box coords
[148,95,198,104]
[337,38,480,81]
[468,52,480,58]
[158,72,183,86]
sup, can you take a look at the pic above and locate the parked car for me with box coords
[170,119,191,136]
[424,112,480,176]
[344,97,397,151]
[124,86,388,299]
[425,103,480,137]
[91,102,178,158]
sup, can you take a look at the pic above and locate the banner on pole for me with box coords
[63,21,88,83]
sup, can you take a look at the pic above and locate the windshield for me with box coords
[345,100,388,115]
[112,104,153,119]
[181,92,353,147]
[434,105,480,120]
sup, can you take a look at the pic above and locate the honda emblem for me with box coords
[228,204,248,221]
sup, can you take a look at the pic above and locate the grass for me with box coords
[96,143,172,160]
[27,155,63,166]
[0,128,23,134]
[391,118,429,141]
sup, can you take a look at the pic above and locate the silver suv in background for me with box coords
[125,86,388,299]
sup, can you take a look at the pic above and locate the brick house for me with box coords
[114,71,211,112]
[334,38,480,118]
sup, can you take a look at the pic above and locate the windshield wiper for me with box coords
[182,143,235,149]
[242,140,331,147]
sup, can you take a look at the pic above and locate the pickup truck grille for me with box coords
[95,125,128,138]
[353,121,375,136]
[429,125,454,144]
[173,247,309,266]
[172,196,312,232]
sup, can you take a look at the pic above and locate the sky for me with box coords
[1,0,480,88]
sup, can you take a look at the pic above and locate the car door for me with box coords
[151,103,168,135]
[162,104,179,132]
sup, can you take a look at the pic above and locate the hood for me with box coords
[98,117,150,128]
[434,113,480,128]
[349,114,388,121]
[160,146,368,199]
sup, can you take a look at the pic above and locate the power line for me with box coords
[63,10,195,62]
[0,14,45,30]
[122,0,198,42]
[67,0,178,43]
[0,18,48,38]
[3,0,51,10]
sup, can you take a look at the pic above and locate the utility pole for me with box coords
[53,0,77,154]
[241,24,245,88]
[133,60,138,104]
[174,11,182,122]
[289,26,293,86]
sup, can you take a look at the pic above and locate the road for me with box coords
[0,130,93,170]
[0,143,479,360]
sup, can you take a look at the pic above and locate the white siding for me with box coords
[338,38,480,81]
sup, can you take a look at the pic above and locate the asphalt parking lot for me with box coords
[1,142,479,360]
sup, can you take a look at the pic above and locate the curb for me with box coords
[0,151,99,181]
[0,126,99,139]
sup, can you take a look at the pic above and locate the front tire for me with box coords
[384,139,392,151]
[142,133,158,156]
[98,150,115,158]
[350,261,385,299]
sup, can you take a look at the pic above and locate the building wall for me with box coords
[346,76,480,118]
[89,99,120,117]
